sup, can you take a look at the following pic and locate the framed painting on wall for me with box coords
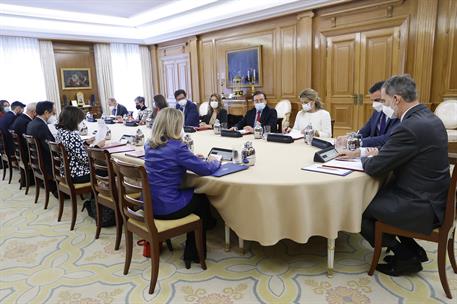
[226,46,262,88]
[61,68,92,90]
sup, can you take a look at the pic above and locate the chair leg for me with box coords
[195,222,207,270]
[57,191,64,221]
[19,169,23,190]
[7,159,13,184]
[123,230,133,275]
[368,223,383,276]
[33,177,40,205]
[24,169,30,195]
[43,181,50,210]
[448,229,457,274]
[2,160,6,180]
[95,202,102,240]
[114,212,123,251]
[70,194,77,231]
[149,242,160,294]
[437,237,452,299]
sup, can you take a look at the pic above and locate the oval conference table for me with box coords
[86,121,381,277]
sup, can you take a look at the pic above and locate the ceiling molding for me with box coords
[0,0,350,44]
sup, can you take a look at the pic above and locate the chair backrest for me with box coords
[23,134,45,179]
[9,130,27,166]
[442,166,457,230]
[434,99,457,130]
[199,101,209,117]
[111,158,158,236]
[0,131,8,156]
[87,147,117,201]
[48,141,72,188]
[275,100,291,119]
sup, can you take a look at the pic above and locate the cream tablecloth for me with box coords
[87,122,381,246]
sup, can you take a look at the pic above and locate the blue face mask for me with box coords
[255,102,265,112]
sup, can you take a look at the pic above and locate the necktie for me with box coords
[379,113,387,135]
[112,107,116,116]
[256,111,261,123]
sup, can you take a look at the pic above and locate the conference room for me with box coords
[0,0,456,303]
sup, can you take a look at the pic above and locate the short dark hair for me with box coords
[368,81,385,94]
[153,94,168,109]
[36,101,54,115]
[0,100,9,107]
[11,101,26,110]
[253,91,267,100]
[134,96,145,104]
[174,89,187,99]
[56,106,85,131]
[382,75,417,102]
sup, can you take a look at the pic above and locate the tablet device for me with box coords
[207,147,234,161]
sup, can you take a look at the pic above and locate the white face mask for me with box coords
[178,99,187,107]
[302,103,312,112]
[372,101,383,112]
[210,101,218,109]
[382,105,396,119]
[47,115,57,125]
[254,102,265,112]
[4,106,10,112]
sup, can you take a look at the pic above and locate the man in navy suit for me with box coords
[0,101,25,156]
[234,91,278,133]
[175,89,199,127]
[358,81,400,147]
[107,97,129,117]
[26,101,56,180]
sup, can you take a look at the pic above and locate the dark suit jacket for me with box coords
[0,111,18,155]
[26,117,55,176]
[176,100,199,127]
[11,113,32,161]
[236,105,278,133]
[359,111,399,147]
[201,108,228,125]
[113,104,129,117]
[362,104,450,235]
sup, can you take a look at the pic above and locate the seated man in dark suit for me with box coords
[12,102,37,185]
[360,75,450,276]
[0,101,25,156]
[234,91,278,133]
[175,89,199,127]
[107,97,129,117]
[26,101,56,191]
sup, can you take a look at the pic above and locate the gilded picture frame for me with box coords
[61,68,92,90]
[225,46,262,88]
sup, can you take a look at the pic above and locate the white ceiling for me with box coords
[0,0,348,44]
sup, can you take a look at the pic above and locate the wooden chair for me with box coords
[368,165,457,299]
[10,130,31,194]
[0,131,18,184]
[112,158,206,294]
[48,141,93,231]
[87,147,123,250]
[23,135,55,208]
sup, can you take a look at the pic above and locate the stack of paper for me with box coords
[323,158,364,172]
[302,164,352,176]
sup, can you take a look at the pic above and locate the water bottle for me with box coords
[241,141,256,166]
[254,121,263,139]
[79,121,88,136]
[304,123,314,145]
[132,129,144,146]
[183,134,194,152]
[105,127,111,140]
[347,132,361,151]
[214,119,221,135]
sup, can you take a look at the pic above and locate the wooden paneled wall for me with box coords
[152,0,456,128]
[53,42,99,108]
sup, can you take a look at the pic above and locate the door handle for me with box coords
[358,94,364,105]
[353,95,358,105]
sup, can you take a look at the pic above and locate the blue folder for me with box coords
[211,163,249,177]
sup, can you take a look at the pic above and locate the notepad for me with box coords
[323,158,364,172]
[288,129,304,140]
[125,150,145,158]
[302,164,352,176]
[105,145,135,154]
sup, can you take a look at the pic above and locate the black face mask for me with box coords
[136,105,142,110]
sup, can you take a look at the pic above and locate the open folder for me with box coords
[323,158,364,172]
[211,163,249,177]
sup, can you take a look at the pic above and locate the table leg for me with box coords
[327,238,335,278]
[239,238,245,255]
[224,225,230,252]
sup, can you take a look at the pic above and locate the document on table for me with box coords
[288,129,304,140]
[323,158,364,172]
[93,124,108,146]
[302,164,352,176]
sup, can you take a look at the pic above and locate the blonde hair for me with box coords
[148,108,184,148]
[299,88,324,110]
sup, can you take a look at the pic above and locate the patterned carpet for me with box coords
[0,176,456,304]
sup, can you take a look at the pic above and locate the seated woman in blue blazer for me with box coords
[200,93,228,127]
[144,108,221,268]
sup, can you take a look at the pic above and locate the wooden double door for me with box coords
[325,26,407,136]
[160,54,192,105]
